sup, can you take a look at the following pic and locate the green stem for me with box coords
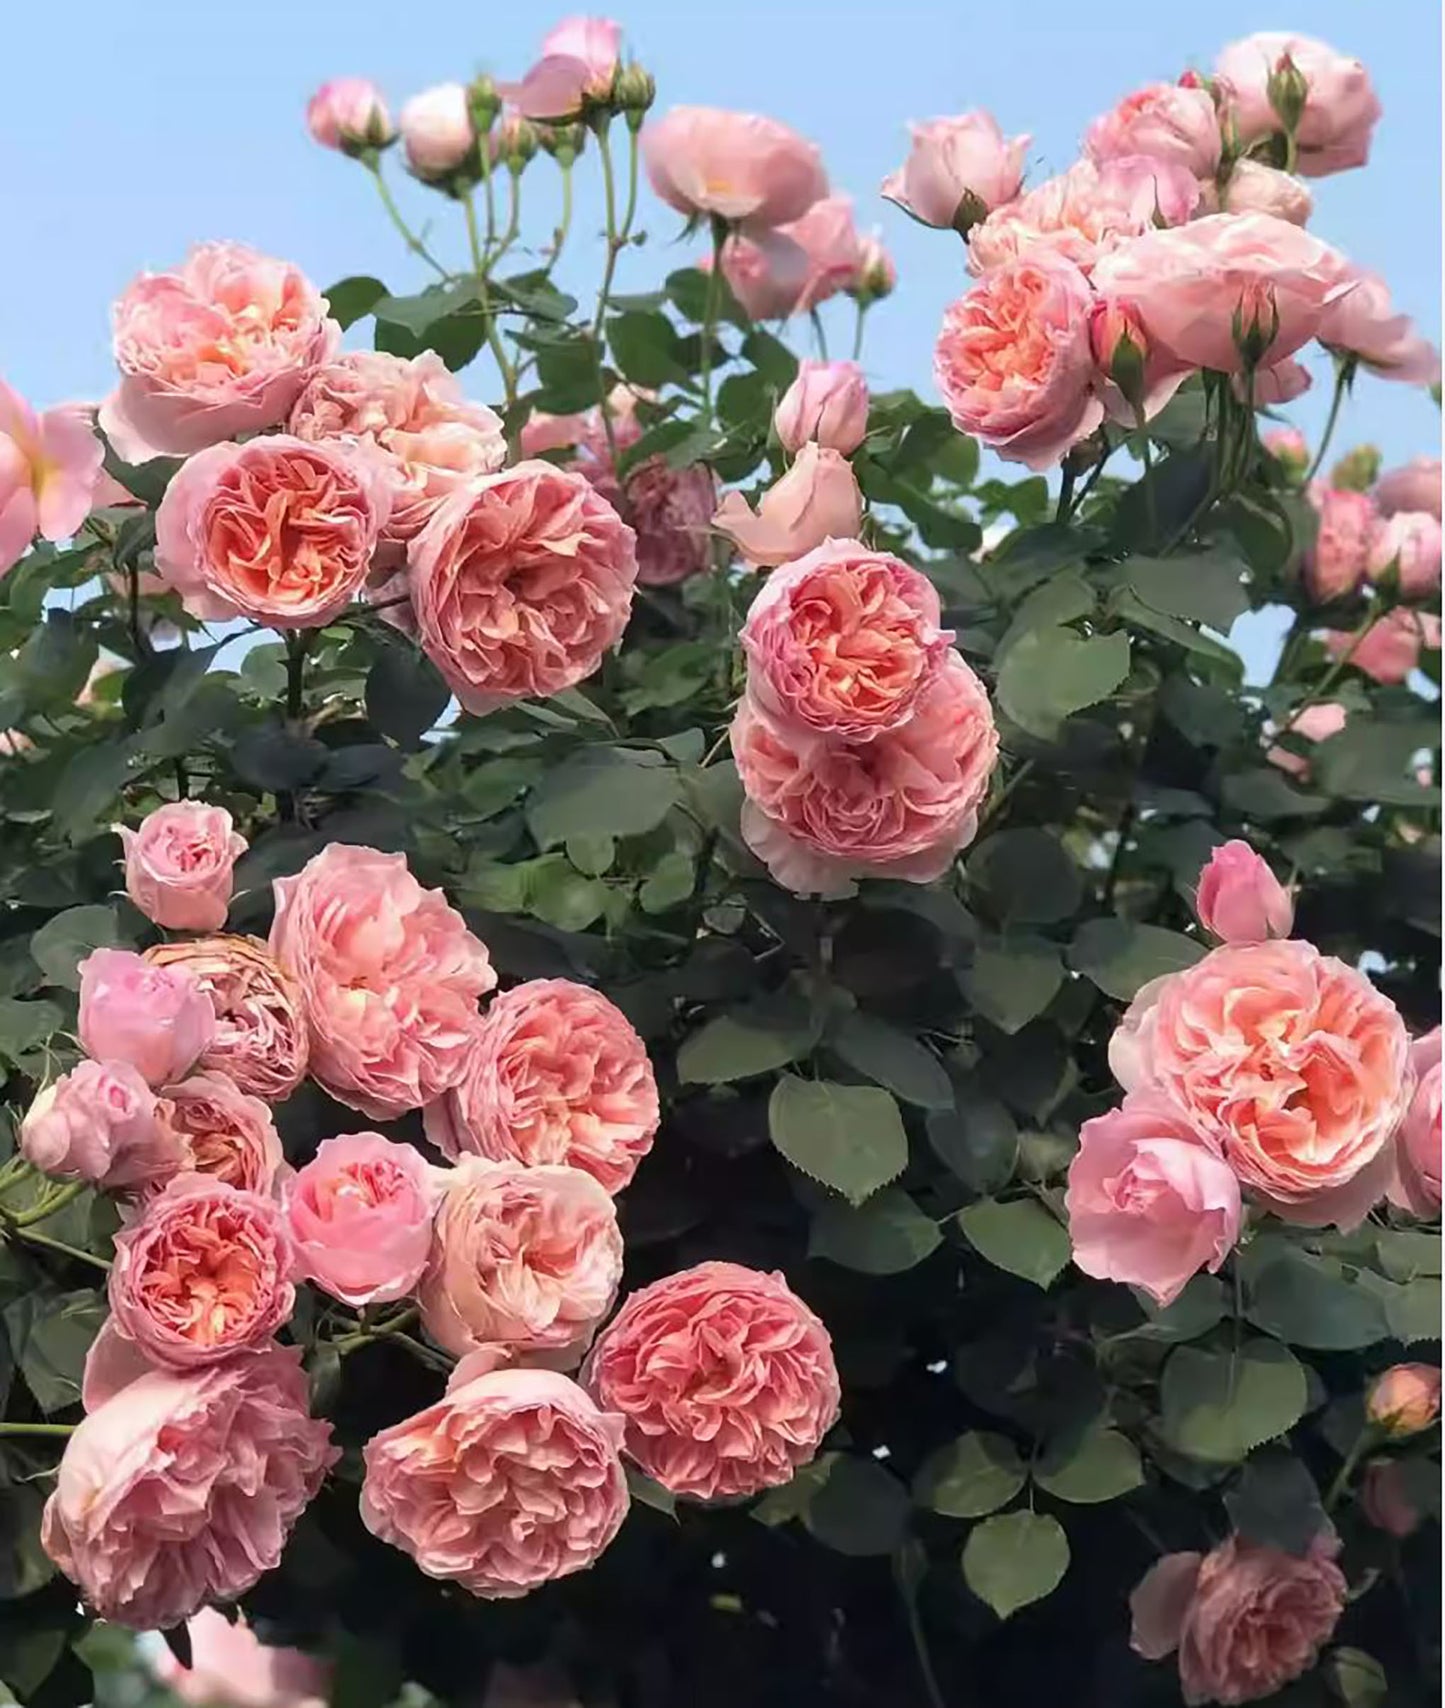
[12,1181,86,1228]
[1282,609,1376,730]
[480,144,499,254]
[590,124,626,473]
[1055,464,1077,524]
[1304,359,1354,485]
[851,301,868,362]
[900,1583,946,1708]
[0,1422,75,1439]
[808,307,830,361]
[1268,610,1309,687]
[332,1305,419,1355]
[1325,1428,1374,1511]
[462,188,517,408]
[491,169,522,264]
[700,215,729,415]
[1139,428,1157,542]
[367,164,450,278]
[548,160,575,274]
[978,758,1036,832]
[7,1225,109,1271]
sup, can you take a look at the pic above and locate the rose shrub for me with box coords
[0,16,1436,1708]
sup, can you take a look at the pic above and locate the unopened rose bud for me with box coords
[1330,444,1382,493]
[1263,427,1310,479]
[400,84,478,184]
[847,235,896,306]
[1267,52,1310,137]
[539,121,588,166]
[1367,1364,1442,1438]
[469,74,502,137]
[615,63,656,130]
[493,110,540,172]
[1090,299,1148,413]
[307,79,395,156]
[1232,284,1280,370]
[1194,841,1293,944]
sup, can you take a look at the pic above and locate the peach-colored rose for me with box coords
[1375,456,1441,520]
[20,1060,180,1192]
[1326,607,1442,685]
[739,539,951,739]
[775,196,865,313]
[1321,270,1441,386]
[270,844,495,1119]
[1194,841,1294,943]
[119,801,246,932]
[1367,1363,1442,1436]
[41,1345,334,1629]
[1215,32,1381,177]
[713,443,863,568]
[306,79,393,152]
[882,112,1030,229]
[1111,938,1410,1227]
[1360,1461,1423,1538]
[151,1608,330,1708]
[417,1158,622,1363]
[1303,483,1379,600]
[408,460,638,713]
[733,652,999,897]
[1265,700,1347,777]
[583,1261,839,1500]
[152,1072,283,1198]
[1367,510,1442,596]
[1131,1532,1346,1706]
[360,1356,628,1597]
[144,936,309,1102]
[1391,1027,1441,1217]
[425,979,658,1194]
[774,360,869,456]
[284,1132,438,1307]
[643,107,826,229]
[1264,427,1309,477]
[0,379,104,578]
[935,254,1104,471]
[154,434,388,628]
[290,350,506,544]
[400,85,475,181]
[99,243,340,463]
[713,230,811,321]
[1091,213,1352,374]
[1221,160,1313,225]
[1085,82,1221,178]
[108,1175,295,1368]
[78,948,215,1089]
[501,16,621,120]
[1066,1093,1241,1306]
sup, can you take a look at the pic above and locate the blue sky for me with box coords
[3,1,1439,469]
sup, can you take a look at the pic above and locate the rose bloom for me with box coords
[155,434,388,628]
[21,1060,180,1192]
[774,196,865,313]
[79,947,215,1089]
[1111,938,1410,1227]
[1221,160,1314,226]
[1131,1531,1346,1706]
[1084,82,1221,178]
[1091,213,1352,374]
[643,107,827,229]
[502,16,620,120]
[1367,509,1443,596]
[41,1345,334,1629]
[1361,1461,1424,1539]
[108,1175,296,1368]
[151,1608,330,1708]
[400,84,474,180]
[99,243,339,463]
[1375,456,1441,520]
[583,1261,839,1500]
[0,379,103,578]
[270,844,496,1118]
[733,652,999,897]
[1326,607,1442,685]
[290,350,506,544]
[418,1157,623,1363]
[628,455,717,587]
[1367,1363,1442,1437]
[713,443,863,568]
[408,460,638,713]
[1245,358,1313,406]
[1391,1027,1442,1218]
[1303,483,1379,600]
[935,253,1104,471]
[1264,427,1310,477]
[882,111,1030,229]
[144,935,309,1102]
[1065,1094,1242,1306]
[774,360,870,456]
[284,1132,437,1308]
[1266,700,1347,778]
[306,78,393,152]
[1194,841,1294,944]
[119,801,246,932]
[360,1355,628,1597]
[152,1072,283,1198]
[1215,32,1381,177]
[739,539,951,740]
[426,979,658,1194]
[714,229,811,321]
[1320,270,1441,386]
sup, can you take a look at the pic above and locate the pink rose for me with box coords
[1084,82,1221,178]
[1303,483,1379,600]
[1266,700,1347,777]
[1215,32,1381,177]
[284,1132,438,1307]
[425,979,658,1194]
[270,845,495,1119]
[1320,270,1441,386]
[306,79,394,152]
[1193,840,1294,944]
[0,380,103,577]
[775,196,866,312]
[1131,1532,1346,1706]
[400,85,475,181]
[151,1608,330,1708]
[774,360,869,456]
[733,652,999,897]
[1091,213,1352,374]
[144,936,309,1102]
[108,1175,296,1368]
[1367,1363,1442,1436]
[1244,358,1313,405]
[882,111,1030,229]
[1361,1461,1423,1538]
[739,539,951,739]
[643,107,827,229]
[360,1356,628,1596]
[583,1261,839,1500]
[1065,1093,1241,1306]
[20,1060,180,1192]
[417,1158,622,1363]
[1221,160,1314,225]
[713,443,863,568]
[628,456,717,587]
[1264,427,1310,477]
[1367,510,1442,596]
[99,243,340,463]
[1111,938,1410,1227]
[41,1346,334,1629]
[408,460,638,713]
[78,948,215,1088]
[502,17,621,120]
[1391,1027,1442,1217]
[1374,456,1441,520]
[155,435,388,628]
[119,802,246,932]
[1326,607,1442,685]
[714,230,811,320]
[935,254,1104,470]
[153,1072,283,1198]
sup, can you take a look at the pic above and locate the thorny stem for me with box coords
[367,164,450,279]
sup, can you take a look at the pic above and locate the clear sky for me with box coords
[3,1,1439,469]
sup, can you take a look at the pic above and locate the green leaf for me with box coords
[324,275,387,329]
[0,999,61,1067]
[526,749,679,848]
[958,1198,1070,1288]
[4,1290,104,1413]
[608,309,692,388]
[639,849,695,913]
[997,627,1131,739]
[926,1086,1018,1193]
[373,283,489,369]
[1312,717,1443,806]
[52,741,139,841]
[30,904,128,991]
[1069,918,1206,1001]
[1243,1247,1391,1350]
[995,572,1096,662]
[804,1456,910,1556]
[810,1189,942,1275]
[1035,1428,1143,1504]
[677,987,820,1084]
[913,1431,1026,1518]
[494,270,577,323]
[625,1466,678,1519]
[967,830,1083,926]
[365,645,451,748]
[962,936,1064,1034]
[1222,768,1329,821]
[826,1012,953,1108]
[1223,1448,1326,1555]
[231,722,328,791]
[1128,1276,1227,1343]
[1324,1649,1388,1708]
[1159,1339,1308,1464]
[962,1511,1069,1619]
[1126,550,1250,630]
[768,1075,908,1206]
[524,858,607,932]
